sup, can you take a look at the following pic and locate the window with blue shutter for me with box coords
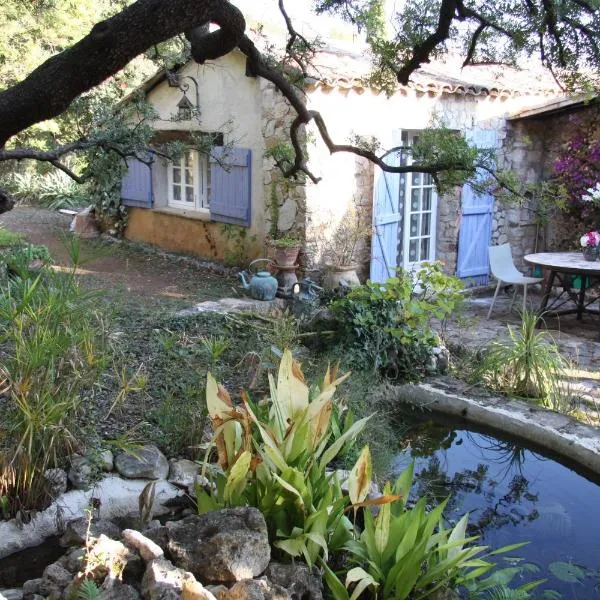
[121,158,153,208]
[209,147,252,227]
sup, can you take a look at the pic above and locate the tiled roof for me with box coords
[305,46,561,98]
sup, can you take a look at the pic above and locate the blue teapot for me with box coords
[238,259,278,301]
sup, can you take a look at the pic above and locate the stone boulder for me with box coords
[60,517,121,547]
[141,558,216,600]
[122,529,164,562]
[42,469,67,499]
[216,578,289,600]
[115,446,169,480]
[152,508,270,583]
[68,455,93,490]
[265,563,323,600]
[168,459,202,489]
[38,562,72,598]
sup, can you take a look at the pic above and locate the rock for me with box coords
[141,558,208,600]
[265,563,323,600]
[65,547,86,573]
[60,517,121,547]
[86,535,142,582]
[122,529,164,562]
[189,474,213,499]
[22,578,42,598]
[182,579,218,600]
[162,507,270,583]
[100,450,114,472]
[70,206,100,239]
[68,455,93,490]
[98,579,141,600]
[38,563,72,597]
[115,446,169,480]
[216,579,289,600]
[0,476,182,561]
[168,459,201,488]
[0,590,23,600]
[43,469,67,499]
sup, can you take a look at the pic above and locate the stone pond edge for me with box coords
[394,381,600,476]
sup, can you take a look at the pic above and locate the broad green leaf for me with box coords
[395,509,420,562]
[345,567,379,600]
[194,485,220,514]
[223,450,251,503]
[273,472,305,508]
[275,537,306,558]
[446,512,469,559]
[348,446,372,506]
[549,561,586,583]
[321,561,350,600]
[374,487,391,556]
[319,416,371,471]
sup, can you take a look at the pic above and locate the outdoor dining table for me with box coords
[524,252,600,319]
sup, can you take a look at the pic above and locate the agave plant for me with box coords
[197,350,380,564]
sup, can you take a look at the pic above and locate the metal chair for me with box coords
[487,244,543,319]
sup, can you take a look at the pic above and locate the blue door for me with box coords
[456,129,498,286]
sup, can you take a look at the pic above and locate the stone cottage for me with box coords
[120,46,559,284]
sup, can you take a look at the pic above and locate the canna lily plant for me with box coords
[322,457,537,600]
[198,349,394,565]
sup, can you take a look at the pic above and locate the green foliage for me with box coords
[76,579,101,600]
[323,458,534,600]
[331,263,464,380]
[475,311,566,402]
[0,226,24,247]
[200,334,230,371]
[198,351,370,565]
[269,235,301,248]
[0,262,109,516]
[1,170,88,209]
[221,224,256,268]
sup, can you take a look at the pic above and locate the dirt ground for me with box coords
[0,206,238,303]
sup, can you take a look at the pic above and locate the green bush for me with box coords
[330,263,464,380]
[0,265,109,516]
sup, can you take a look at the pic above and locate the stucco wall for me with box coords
[124,52,267,263]
[302,83,550,278]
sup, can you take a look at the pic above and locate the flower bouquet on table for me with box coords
[580,230,600,261]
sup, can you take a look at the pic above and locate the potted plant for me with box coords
[579,230,600,261]
[269,235,302,267]
[321,207,370,290]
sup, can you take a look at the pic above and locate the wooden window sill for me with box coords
[153,207,211,222]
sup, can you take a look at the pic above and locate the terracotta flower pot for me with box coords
[274,245,300,267]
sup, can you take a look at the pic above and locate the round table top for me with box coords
[524,251,600,274]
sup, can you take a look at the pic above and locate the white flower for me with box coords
[581,235,589,247]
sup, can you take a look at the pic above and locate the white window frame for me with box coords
[401,131,438,271]
[167,149,210,211]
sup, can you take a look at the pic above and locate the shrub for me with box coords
[475,311,566,402]
[0,265,109,516]
[330,263,463,380]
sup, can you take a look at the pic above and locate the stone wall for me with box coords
[260,80,307,243]
[503,104,600,266]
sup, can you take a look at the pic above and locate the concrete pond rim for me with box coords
[392,379,600,486]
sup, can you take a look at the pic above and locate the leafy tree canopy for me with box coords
[0,0,598,213]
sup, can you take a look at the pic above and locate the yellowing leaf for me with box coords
[348,446,372,506]
[224,450,251,503]
[276,349,309,422]
[206,373,231,418]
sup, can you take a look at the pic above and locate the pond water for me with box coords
[390,419,600,599]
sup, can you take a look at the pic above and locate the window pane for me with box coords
[423,173,433,185]
[422,188,432,210]
[205,159,211,208]
[409,240,417,261]
[420,238,430,260]
[173,185,181,201]
[410,213,419,237]
[184,151,193,168]
[185,186,194,203]
[421,213,431,235]
[185,168,194,185]
[412,172,422,186]
[411,188,420,211]
[172,168,181,184]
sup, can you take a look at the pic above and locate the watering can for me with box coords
[238,259,278,301]
[292,277,323,316]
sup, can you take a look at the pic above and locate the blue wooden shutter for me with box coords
[370,134,402,283]
[121,158,152,208]
[209,147,251,227]
[456,129,498,285]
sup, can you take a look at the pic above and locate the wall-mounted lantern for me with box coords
[167,70,200,121]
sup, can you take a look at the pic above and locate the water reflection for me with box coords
[391,421,600,599]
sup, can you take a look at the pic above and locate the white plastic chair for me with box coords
[487,244,543,319]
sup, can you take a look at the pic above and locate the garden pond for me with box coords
[392,416,600,599]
